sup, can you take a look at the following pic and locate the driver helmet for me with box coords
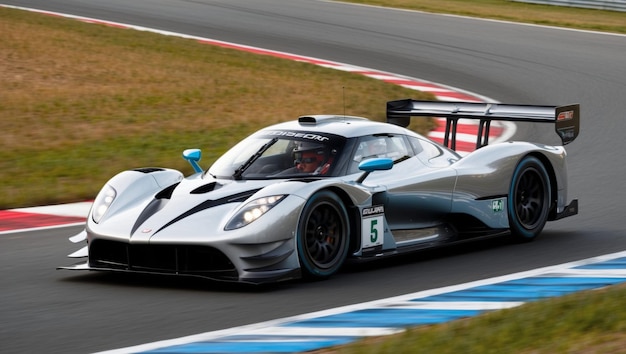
[368,138,387,156]
[293,141,327,166]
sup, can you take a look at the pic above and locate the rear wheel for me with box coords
[296,190,349,279]
[508,156,551,242]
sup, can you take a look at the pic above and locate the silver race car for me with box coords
[60,99,580,284]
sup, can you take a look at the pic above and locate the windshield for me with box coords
[209,130,346,179]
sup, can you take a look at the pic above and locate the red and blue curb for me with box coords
[0,202,91,234]
[97,252,626,354]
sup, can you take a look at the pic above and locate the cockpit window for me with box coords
[208,130,346,179]
[348,135,411,174]
[408,136,444,160]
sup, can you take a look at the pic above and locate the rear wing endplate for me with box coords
[386,99,579,150]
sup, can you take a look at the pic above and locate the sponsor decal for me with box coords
[362,205,385,216]
[361,205,384,248]
[492,199,504,213]
[559,127,576,140]
[557,110,574,121]
[267,131,330,142]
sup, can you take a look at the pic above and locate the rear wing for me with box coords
[386,99,579,150]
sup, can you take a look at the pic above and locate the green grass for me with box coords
[2,2,624,209]
[327,283,626,353]
[0,6,434,208]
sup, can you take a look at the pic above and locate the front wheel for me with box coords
[296,190,349,279]
[508,156,551,242]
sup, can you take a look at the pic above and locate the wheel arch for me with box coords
[507,153,553,241]
[323,186,360,255]
[295,187,353,279]
[523,152,559,220]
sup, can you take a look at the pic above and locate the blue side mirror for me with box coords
[356,158,393,183]
[358,158,393,172]
[183,149,203,173]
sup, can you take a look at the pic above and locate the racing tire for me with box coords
[508,156,551,242]
[296,190,350,279]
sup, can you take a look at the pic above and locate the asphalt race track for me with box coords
[1,1,626,353]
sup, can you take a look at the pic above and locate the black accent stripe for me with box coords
[475,194,507,201]
[132,198,169,235]
[153,189,261,235]
[155,183,179,199]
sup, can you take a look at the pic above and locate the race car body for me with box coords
[60,99,579,284]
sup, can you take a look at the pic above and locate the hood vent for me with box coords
[155,183,180,199]
[287,177,321,183]
[134,167,165,173]
[190,182,218,194]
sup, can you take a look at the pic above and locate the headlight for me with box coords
[225,195,286,230]
[91,185,116,223]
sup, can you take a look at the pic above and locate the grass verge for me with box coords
[319,283,626,353]
[343,0,626,34]
[0,7,434,208]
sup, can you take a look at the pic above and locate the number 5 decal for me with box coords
[361,205,384,248]
[370,219,378,243]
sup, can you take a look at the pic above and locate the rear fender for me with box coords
[453,142,566,197]
[452,143,569,226]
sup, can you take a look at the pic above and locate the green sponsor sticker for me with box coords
[492,199,504,212]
